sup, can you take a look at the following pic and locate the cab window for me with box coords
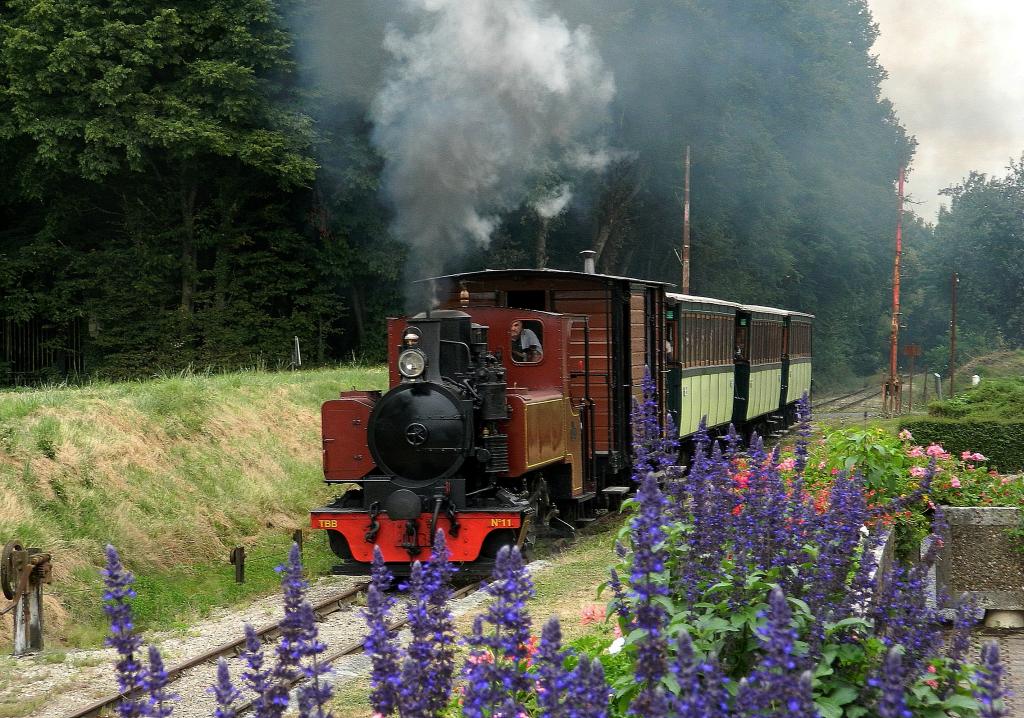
[510,320,544,364]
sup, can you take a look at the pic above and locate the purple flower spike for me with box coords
[462,545,535,718]
[240,624,272,714]
[535,617,569,718]
[976,641,1007,718]
[876,647,911,718]
[398,533,456,718]
[364,548,400,716]
[567,657,609,718]
[211,658,241,718]
[628,472,670,701]
[144,644,176,717]
[102,546,147,718]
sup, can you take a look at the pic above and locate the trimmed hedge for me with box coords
[898,418,1024,472]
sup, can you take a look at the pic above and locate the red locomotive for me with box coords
[311,259,812,575]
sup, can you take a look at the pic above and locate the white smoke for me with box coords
[371,0,615,273]
[534,183,573,219]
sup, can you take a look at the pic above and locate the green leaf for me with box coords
[814,698,843,718]
[942,694,981,711]
[828,685,859,706]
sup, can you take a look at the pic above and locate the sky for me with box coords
[868,0,1024,220]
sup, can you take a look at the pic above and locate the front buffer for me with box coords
[311,507,527,577]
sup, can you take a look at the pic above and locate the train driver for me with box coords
[510,320,543,362]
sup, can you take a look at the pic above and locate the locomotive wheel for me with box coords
[1,539,23,600]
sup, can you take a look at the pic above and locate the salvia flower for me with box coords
[363,548,400,716]
[211,658,241,718]
[975,641,1007,718]
[143,645,176,717]
[535,617,570,718]
[102,545,147,718]
[398,532,456,718]
[627,471,671,708]
[462,545,535,718]
[876,647,912,718]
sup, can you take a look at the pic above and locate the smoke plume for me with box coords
[370,0,615,275]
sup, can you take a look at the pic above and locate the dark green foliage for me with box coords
[0,0,945,380]
[0,0,369,378]
[898,418,1024,472]
[900,159,1024,369]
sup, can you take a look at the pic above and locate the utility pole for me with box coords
[950,272,959,397]
[681,145,691,295]
[885,165,905,416]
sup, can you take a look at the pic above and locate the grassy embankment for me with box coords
[0,366,387,647]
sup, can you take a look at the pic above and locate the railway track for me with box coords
[813,385,879,415]
[64,582,371,718]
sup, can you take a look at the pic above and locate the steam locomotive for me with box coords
[310,258,813,575]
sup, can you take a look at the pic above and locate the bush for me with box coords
[898,419,1024,472]
[927,377,1024,421]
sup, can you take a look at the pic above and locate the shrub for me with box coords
[898,419,1024,472]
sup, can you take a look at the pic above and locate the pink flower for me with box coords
[899,429,914,442]
[907,446,925,458]
[972,452,987,462]
[962,450,973,460]
[950,477,961,488]
[580,604,606,626]
[613,624,623,638]
[776,457,796,472]
[926,443,947,458]
[909,466,928,479]
[817,461,826,469]
[467,650,495,665]
[830,468,839,476]
[1002,477,1011,485]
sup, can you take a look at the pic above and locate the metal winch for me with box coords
[1,539,53,655]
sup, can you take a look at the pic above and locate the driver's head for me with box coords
[510,320,523,338]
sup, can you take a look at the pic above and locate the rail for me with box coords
[62,582,370,718]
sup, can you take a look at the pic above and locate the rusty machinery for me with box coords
[1,539,52,656]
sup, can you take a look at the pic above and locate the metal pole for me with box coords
[681,145,691,295]
[950,272,958,396]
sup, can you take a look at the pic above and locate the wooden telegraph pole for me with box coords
[681,145,691,295]
[885,166,906,416]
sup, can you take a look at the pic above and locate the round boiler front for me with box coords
[367,382,470,484]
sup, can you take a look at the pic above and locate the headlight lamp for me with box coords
[398,349,426,378]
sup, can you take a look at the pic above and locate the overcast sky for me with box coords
[868,0,1024,220]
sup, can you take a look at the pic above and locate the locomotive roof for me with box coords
[418,268,672,287]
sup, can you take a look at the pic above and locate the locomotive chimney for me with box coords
[580,249,597,274]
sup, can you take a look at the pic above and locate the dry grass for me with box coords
[0,366,387,645]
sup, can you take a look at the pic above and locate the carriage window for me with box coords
[510,320,544,364]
